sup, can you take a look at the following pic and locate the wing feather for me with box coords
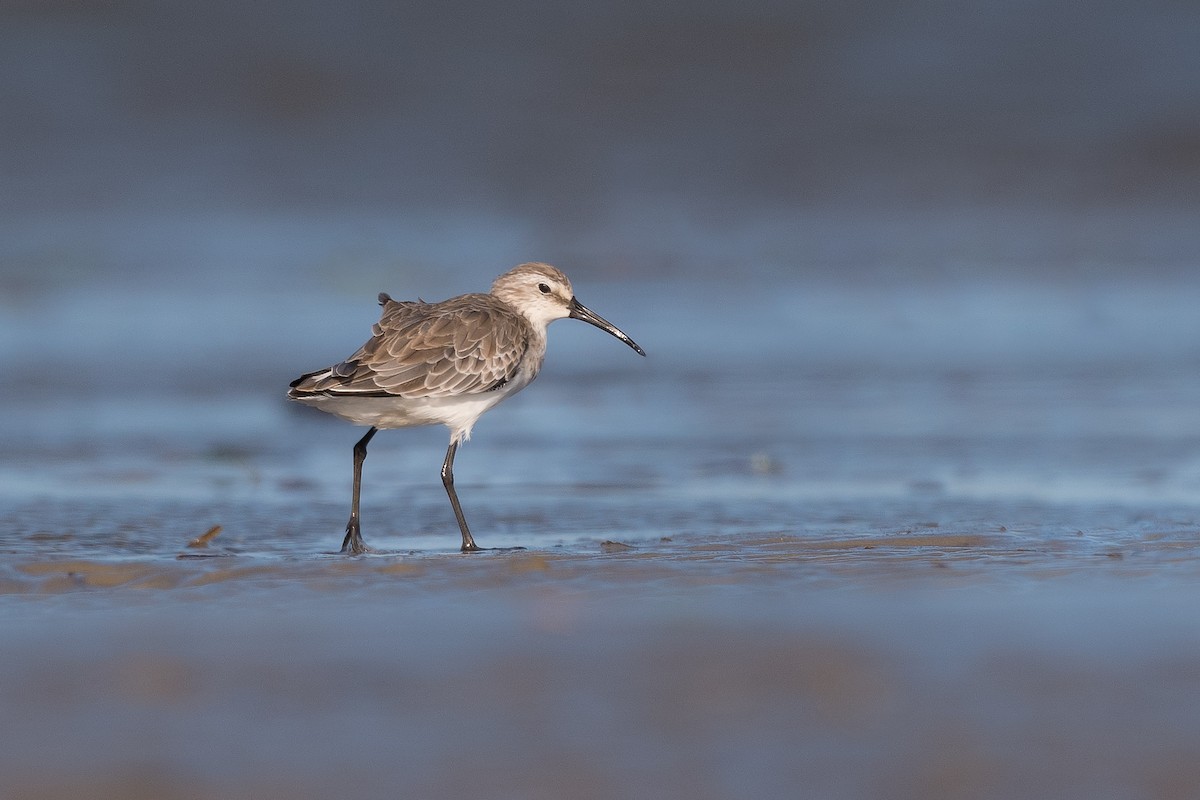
[289,294,531,398]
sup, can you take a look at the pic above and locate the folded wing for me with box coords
[289,294,531,398]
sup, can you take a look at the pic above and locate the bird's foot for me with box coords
[341,521,369,555]
[460,542,526,553]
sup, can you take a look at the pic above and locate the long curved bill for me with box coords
[569,298,646,356]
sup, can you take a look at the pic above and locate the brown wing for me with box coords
[291,294,531,398]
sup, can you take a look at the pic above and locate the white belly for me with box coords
[294,387,519,441]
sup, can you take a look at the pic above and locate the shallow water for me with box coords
[5,258,1200,797]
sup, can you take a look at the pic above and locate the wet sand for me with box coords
[5,407,1200,800]
[4,534,1200,800]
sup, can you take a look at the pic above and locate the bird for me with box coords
[288,262,645,554]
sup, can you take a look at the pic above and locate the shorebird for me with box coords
[288,262,645,554]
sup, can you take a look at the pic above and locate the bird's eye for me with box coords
[538,283,551,294]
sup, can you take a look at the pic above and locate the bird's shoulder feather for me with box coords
[291,292,533,398]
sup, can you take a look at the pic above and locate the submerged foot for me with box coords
[460,543,525,553]
[341,521,369,555]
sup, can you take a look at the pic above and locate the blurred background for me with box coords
[3,0,1200,506]
[4,0,1199,274]
[3,0,1200,391]
[3,2,1200,798]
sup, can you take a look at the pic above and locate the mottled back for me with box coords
[290,293,533,398]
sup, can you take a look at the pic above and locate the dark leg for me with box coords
[441,440,480,552]
[342,427,378,554]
